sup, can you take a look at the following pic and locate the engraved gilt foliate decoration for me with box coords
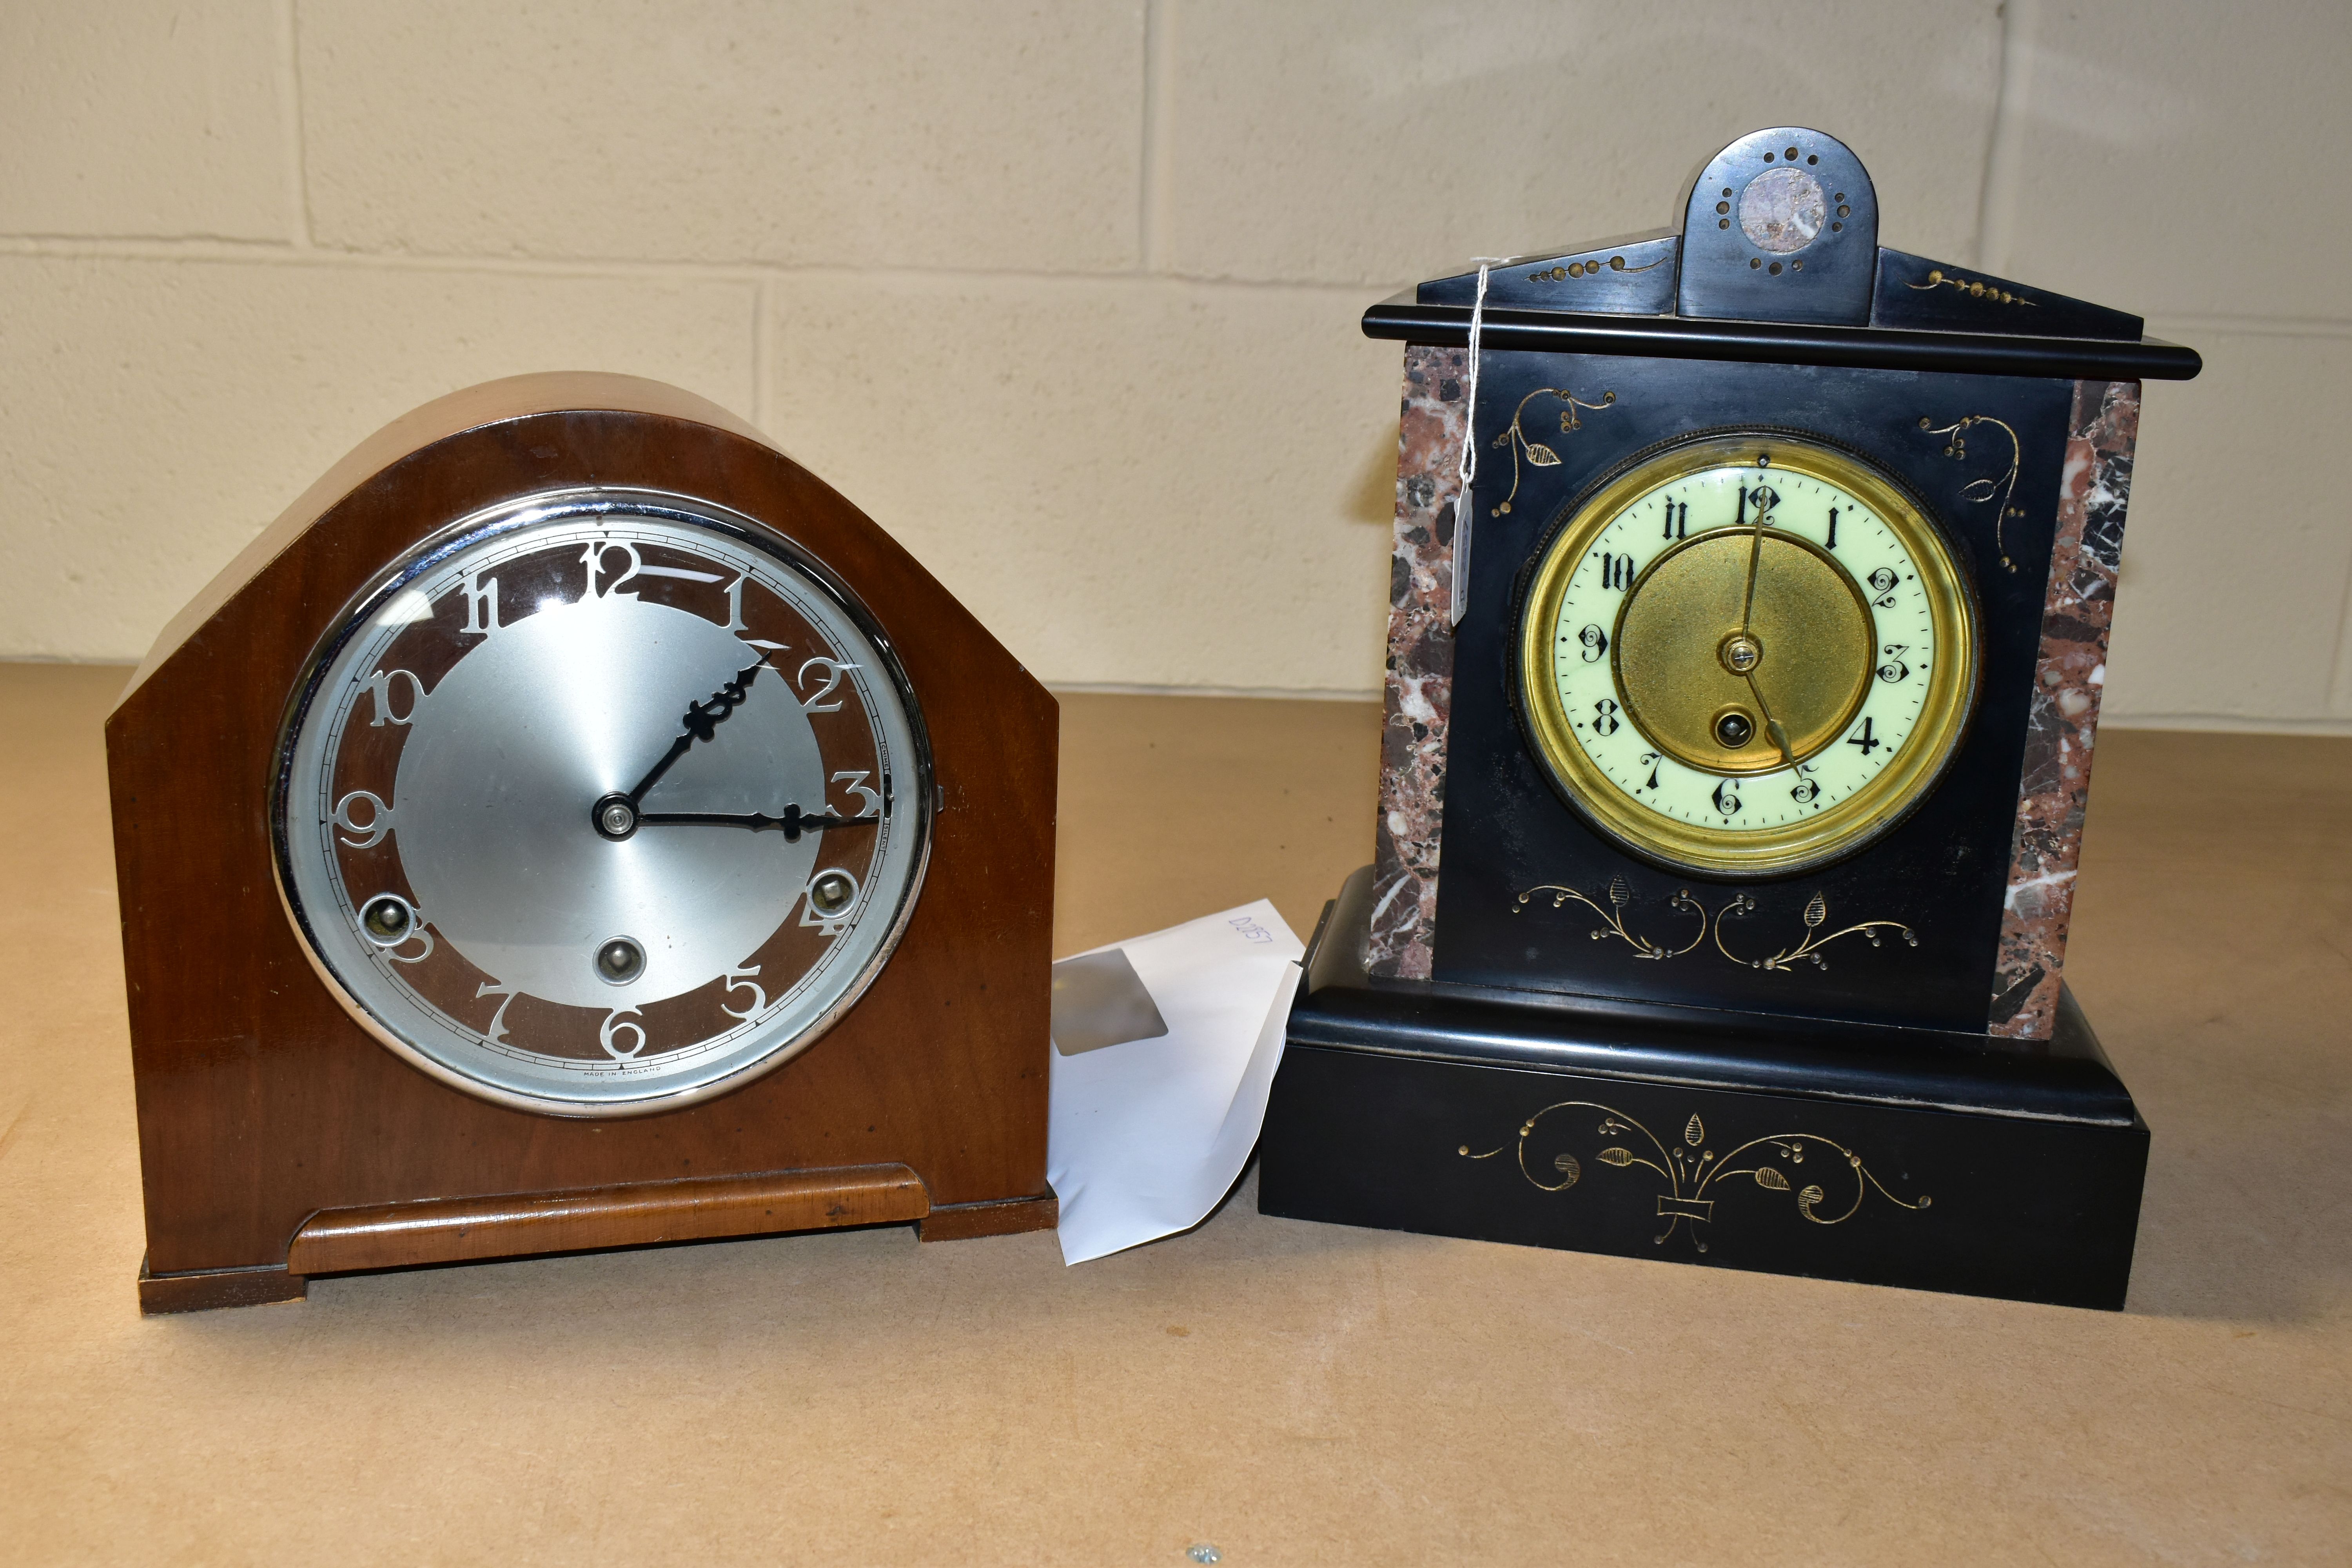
[1512,881,1915,971]
[1460,1101,1929,1252]
[1906,267,2036,310]
[1489,387,1615,518]
[1918,413,2027,572]
[1713,889,1917,971]
[1526,253,1666,285]
[1515,876,1706,960]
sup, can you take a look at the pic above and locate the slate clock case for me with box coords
[1258,129,2200,1309]
[110,373,1058,1312]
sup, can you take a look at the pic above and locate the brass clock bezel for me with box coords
[1515,430,1981,880]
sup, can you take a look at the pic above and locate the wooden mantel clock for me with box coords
[109,374,1058,1313]
[1259,129,2200,1309]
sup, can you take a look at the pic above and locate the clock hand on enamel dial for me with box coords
[592,658,879,842]
[1733,485,1796,768]
[1738,486,1773,628]
[1745,675,1796,769]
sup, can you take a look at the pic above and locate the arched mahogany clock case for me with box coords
[110,374,1058,1312]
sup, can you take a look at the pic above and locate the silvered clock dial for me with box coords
[1517,433,1980,878]
[272,487,932,1117]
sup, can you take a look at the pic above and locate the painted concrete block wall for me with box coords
[0,0,2344,730]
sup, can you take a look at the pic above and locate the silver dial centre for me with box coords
[273,493,933,1118]
[393,592,823,1009]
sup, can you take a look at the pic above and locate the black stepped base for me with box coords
[1258,867,2149,1310]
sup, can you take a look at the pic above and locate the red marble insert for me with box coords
[1989,378,2140,1039]
[1368,347,1467,979]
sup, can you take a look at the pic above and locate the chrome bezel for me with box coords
[269,486,934,1119]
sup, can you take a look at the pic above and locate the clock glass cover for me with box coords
[272,488,932,1116]
[1517,433,1978,878]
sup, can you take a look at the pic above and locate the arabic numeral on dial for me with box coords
[1738,484,1780,526]
[580,540,642,600]
[1877,643,1911,683]
[1712,777,1742,816]
[476,980,520,1045]
[330,789,394,848]
[722,573,748,632]
[1578,624,1608,662]
[720,966,767,1023]
[831,770,883,817]
[599,1007,648,1061]
[1662,500,1687,541]
[460,568,501,635]
[1826,507,1838,550]
[1867,566,1900,608]
[1639,751,1661,790]
[1791,770,1820,805]
[1593,552,1635,591]
[1592,697,1621,736]
[796,656,855,713]
[361,669,426,726]
[1847,717,1882,756]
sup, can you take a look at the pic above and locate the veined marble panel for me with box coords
[1367,347,1467,978]
[1990,379,2139,1039]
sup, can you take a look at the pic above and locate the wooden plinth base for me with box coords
[139,1166,1060,1313]
[918,1195,1059,1242]
[138,1257,309,1314]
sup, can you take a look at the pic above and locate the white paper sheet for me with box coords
[1046,900,1305,1265]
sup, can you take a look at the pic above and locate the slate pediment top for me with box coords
[1867,249,2142,341]
[1416,231,1680,314]
[1388,126,2195,380]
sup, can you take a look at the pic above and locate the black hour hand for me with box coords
[626,659,770,804]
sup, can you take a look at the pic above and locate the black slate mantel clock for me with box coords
[1258,128,2200,1309]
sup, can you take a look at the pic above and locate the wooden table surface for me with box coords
[2,663,2346,1565]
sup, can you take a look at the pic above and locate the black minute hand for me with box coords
[633,804,880,842]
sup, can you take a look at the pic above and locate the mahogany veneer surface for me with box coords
[4,666,2348,1564]
[105,376,1058,1283]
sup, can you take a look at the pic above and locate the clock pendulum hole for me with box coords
[1613,527,1875,776]
[592,794,638,840]
[595,936,646,985]
[359,893,415,946]
[809,870,857,918]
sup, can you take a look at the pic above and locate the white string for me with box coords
[1449,258,1504,627]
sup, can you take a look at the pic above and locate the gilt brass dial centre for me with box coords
[1612,528,1874,776]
